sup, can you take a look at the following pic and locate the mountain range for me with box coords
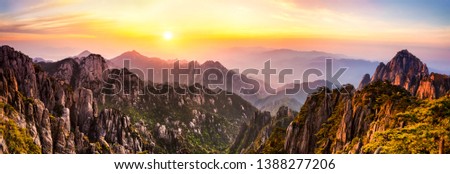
[213,47,380,87]
[106,48,380,115]
[1,46,450,154]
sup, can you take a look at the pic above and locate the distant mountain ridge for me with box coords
[214,47,380,87]
[107,49,374,115]
[74,50,93,59]
[109,50,169,82]
[108,50,269,110]
[32,57,53,63]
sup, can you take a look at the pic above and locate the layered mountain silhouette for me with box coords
[109,50,270,112]
[215,47,380,87]
[109,50,171,83]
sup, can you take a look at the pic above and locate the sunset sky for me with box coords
[0,0,449,66]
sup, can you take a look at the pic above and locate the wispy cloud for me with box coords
[0,0,448,61]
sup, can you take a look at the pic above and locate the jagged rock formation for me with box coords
[416,73,450,99]
[368,50,450,99]
[230,106,294,153]
[284,79,450,154]
[37,53,108,95]
[283,50,450,154]
[0,45,154,154]
[284,82,419,153]
[229,111,271,153]
[1,45,258,154]
[101,68,258,153]
[5,46,448,154]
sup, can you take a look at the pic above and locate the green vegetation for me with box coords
[98,79,257,154]
[3,103,16,113]
[293,87,329,129]
[315,90,346,153]
[0,102,41,154]
[363,95,450,154]
[357,80,416,111]
[261,127,287,154]
[17,91,35,105]
[311,82,422,153]
[0,119,41,154]
[94,141,111,153]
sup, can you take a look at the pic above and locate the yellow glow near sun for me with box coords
[163,31,173,40]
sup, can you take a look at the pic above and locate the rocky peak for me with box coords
[37,53,109,94]
[78,54,109,78]
[387,49,428,75]
[358,74,371,90]
[73,54,109,94]
[364,49,450,99]
[371,50,429,84]
[0,45,39,98]
[75,50,93,59]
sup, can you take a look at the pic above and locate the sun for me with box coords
[163,31,173,40]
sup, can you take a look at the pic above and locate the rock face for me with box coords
[0,137,7,154]
[416,73,450,99]
[38,54,108,95]
[229,111,271,153]
[230,106,294,153]
[0,45,154,154]
[357,74,371,90]
[284,82,416,154]
[284,86,355,153]
[368,50,450,99]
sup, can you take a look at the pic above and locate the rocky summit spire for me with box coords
[361,49,449,99]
